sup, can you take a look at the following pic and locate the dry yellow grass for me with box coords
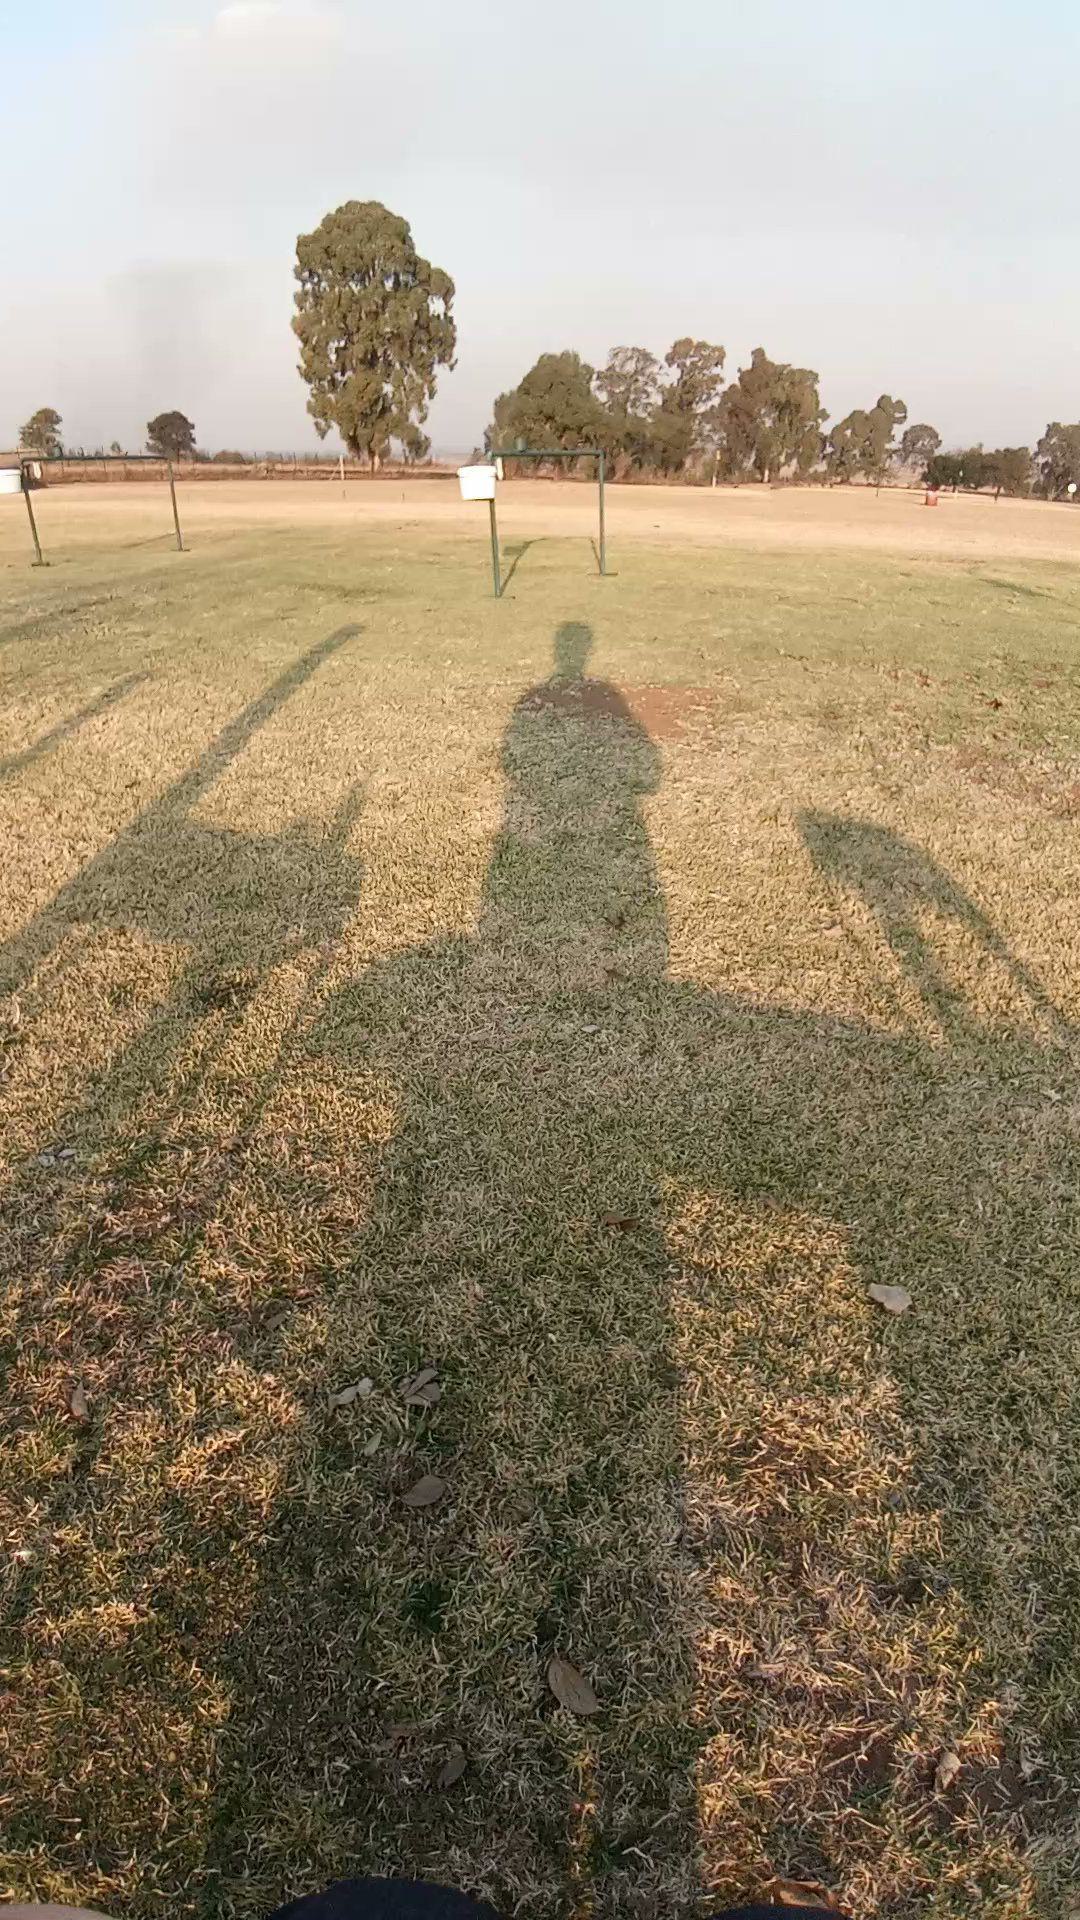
[8,473,1080,567]
[1,497,1079,1920]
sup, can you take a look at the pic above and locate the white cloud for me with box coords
[211,1,342,42]
[141,0,355,212]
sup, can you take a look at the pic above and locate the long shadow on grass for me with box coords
[4,621,1077,1920]
[0,669,150,781]
[0,625,360,1005]
[0,624,365,1640]
[497,539,538,592]
[200,625,1077,1918]
[0,593,121,652]
[1,625,375,1916]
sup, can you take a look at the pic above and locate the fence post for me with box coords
[598,450,607,575]
[167,460,185,552]
[21,464,46,565]
[488,496,502,598]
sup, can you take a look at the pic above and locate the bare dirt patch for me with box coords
[522,679,726,741]
[953,744,1080,816]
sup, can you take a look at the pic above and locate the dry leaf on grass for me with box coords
[400,1365,437,1398]
[935,1748,962,1793]
[402,1474,446,1508]
[363,1433,382,1457]
[407,1381,441,1409]
[600,1212,639,1230]
[69,1383,90,1423]
[868,1283,912,1316]
[763,1878,843,1910]
[436,1745,468,1788]
[547,1653,600,1715]
[329,1379,374,1408]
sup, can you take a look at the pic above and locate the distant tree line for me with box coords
[16,170,1080,507]
[482,345,1080,498]
[922,446,1034,498]
[10,415,375,470]
[16,408,199,461]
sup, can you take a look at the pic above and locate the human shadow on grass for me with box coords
[199,624,1077,1919]
[2,625,383,1920]
[1,623,365,1642]
[799,809,1069,1042]
[1,625,368,1466]
[0,670,150,781]
[3,620,1075,1918]
[0,593,120,652]
[0,625,361,1011]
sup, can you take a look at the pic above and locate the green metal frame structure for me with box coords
[14,454,187,567]
[485,447,606,598]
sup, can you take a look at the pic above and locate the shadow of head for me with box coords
[552,621,593,681]
[479,623,666,971]
[504,623,660,803]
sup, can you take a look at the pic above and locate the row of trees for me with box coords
[487,344,828,484]
[924,446,1035,496]
[19,408,198,459]
[282,196,1080,500]
[18,194,1080,501]
[484,346,1078,497]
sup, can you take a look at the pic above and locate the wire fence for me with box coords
[33,454,460,486]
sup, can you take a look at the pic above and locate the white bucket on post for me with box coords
[457,464,496,502]
[0,467,24,495]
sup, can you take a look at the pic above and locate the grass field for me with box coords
[2,483,1080,1920]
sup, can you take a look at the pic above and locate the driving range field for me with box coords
[2,480,1080,1920]
[8,471,1080,564]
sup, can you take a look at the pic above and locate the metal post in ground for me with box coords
[167,460,185,552]
[598,450,607,575]
[488,496,502,598]
[21,465,46,566]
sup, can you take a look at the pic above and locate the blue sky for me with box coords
[4,0,1078,456]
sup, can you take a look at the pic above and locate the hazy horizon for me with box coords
[5,0,1078,460]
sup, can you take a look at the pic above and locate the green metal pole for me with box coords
[488,496,501,598]
[21,467,46,566]
[598,451,607,575]
[167,460,185,552]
